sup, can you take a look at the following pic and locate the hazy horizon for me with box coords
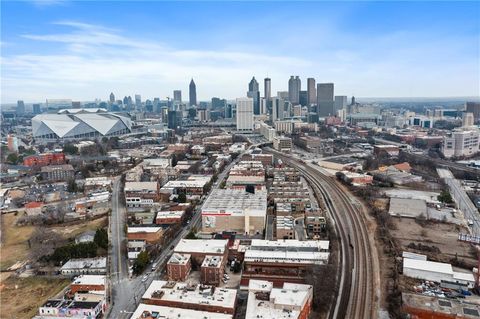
[1,1,479,104]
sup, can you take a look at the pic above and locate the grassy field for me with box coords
[0,213,35,270]
[0,276,69,318]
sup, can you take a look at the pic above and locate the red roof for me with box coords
[25,202,43,209]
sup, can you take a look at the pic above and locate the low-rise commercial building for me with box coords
[60,257,107,276]
[125,181,160,208]
[273,136,292,152]
[127,226,164,244]
[373,145,400,157]
[241,240,330,287]
[201,189,267,236]
[403,257,475,288]
[130,304,233,319]
[23,152,65,167]
[141,281,237,315]
[161,175,212,196]
[246,280,313,319]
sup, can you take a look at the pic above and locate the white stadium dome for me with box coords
[32,109,132,141]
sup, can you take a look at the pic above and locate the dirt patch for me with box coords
[0,276,69,318]
[49,216,107,238]
[0,213,36,270]
[391,218,476,264]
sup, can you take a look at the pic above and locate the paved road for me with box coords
[107,152,246,318]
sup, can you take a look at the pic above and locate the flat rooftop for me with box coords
[250,239,329,251]
[202,255,224,268]
[402,292,480,318]
[125,181,158,192]
[201,189,267,215]
[174,239,228,255]
[130,303,233,319]
[60,257,106,270]
[128,226,162,233]
[168,253,191,266]
[244,250,329,264]
[246,280,313,319]
[71,275,105,286]
[142,281,236,310]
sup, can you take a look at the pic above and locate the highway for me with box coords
[266,148,378,319]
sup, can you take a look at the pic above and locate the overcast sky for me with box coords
[1,1,479,103]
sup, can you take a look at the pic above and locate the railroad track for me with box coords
[267,149,376,319]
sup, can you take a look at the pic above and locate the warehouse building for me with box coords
[403,257,475,288]
[201,189,267,236]
[130,304,233,319]
[241,240,330,287]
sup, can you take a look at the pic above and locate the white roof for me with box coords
[244,250,329,264]
[130,303,233,319]
[453,271,475,283]
[403,258,453,275]
[246,280,312,319]
[162,176,211,189]
[168,253,191,265]
[174,239,228,255]
[61,257,106,270]
[71,275,105,286]
[156,211,184,219]
[250,239,330,251]
[202,189,267,215]
[142,281,236,309]
[202,255,224,268]
[125,182,158,192]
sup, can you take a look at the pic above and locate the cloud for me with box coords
[2,19,479,103]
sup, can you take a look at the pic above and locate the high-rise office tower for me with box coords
[317,83,335,117]
[247,77,260,115]
[351,96,356,106]
[173,90,182,103]
[32,103,41,115]
[466,102,480,123]
[135,94,142,109]
[225,103,233,118]
[236,97,254,131]
[211,97,226,110]
[334,96,348,113]
[109,92,115,104]
[462,112,475,127]
[277,91,289,100]
[123,96,129,106]
[299,91,308,106]
[168,110,181,130]
[264,78,271,100]
[271,97,285,121]
[288,76,301,105]
[307,78,316,105]
[189,79,197,106]
[16,100,25,115]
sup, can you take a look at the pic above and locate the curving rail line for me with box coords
[268,149,377,319]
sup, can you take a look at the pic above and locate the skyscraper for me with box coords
[288,76,301,105]
[299,91,308,106]
[247,77,260,115]
[317,83,335,117]
[109,92,115,104]
[173,90,182,103]
[211,97,226,110]
[264,78,271,100]
[16,100,25,115]
[307,78,316,105]
[32,103,41,115]
[466,102,480,123]
[236,97,254,131]
[334,96,348,113]
[271,97,285,121]
[135,94,142,109]
[189,79,197,106]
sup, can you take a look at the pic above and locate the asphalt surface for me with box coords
[107,152,246,318]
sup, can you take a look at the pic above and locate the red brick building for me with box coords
[201,255,226,286]
[166,253,191,281]
[23,153,65,167]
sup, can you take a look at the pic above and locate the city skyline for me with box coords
[1,1,479,103]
